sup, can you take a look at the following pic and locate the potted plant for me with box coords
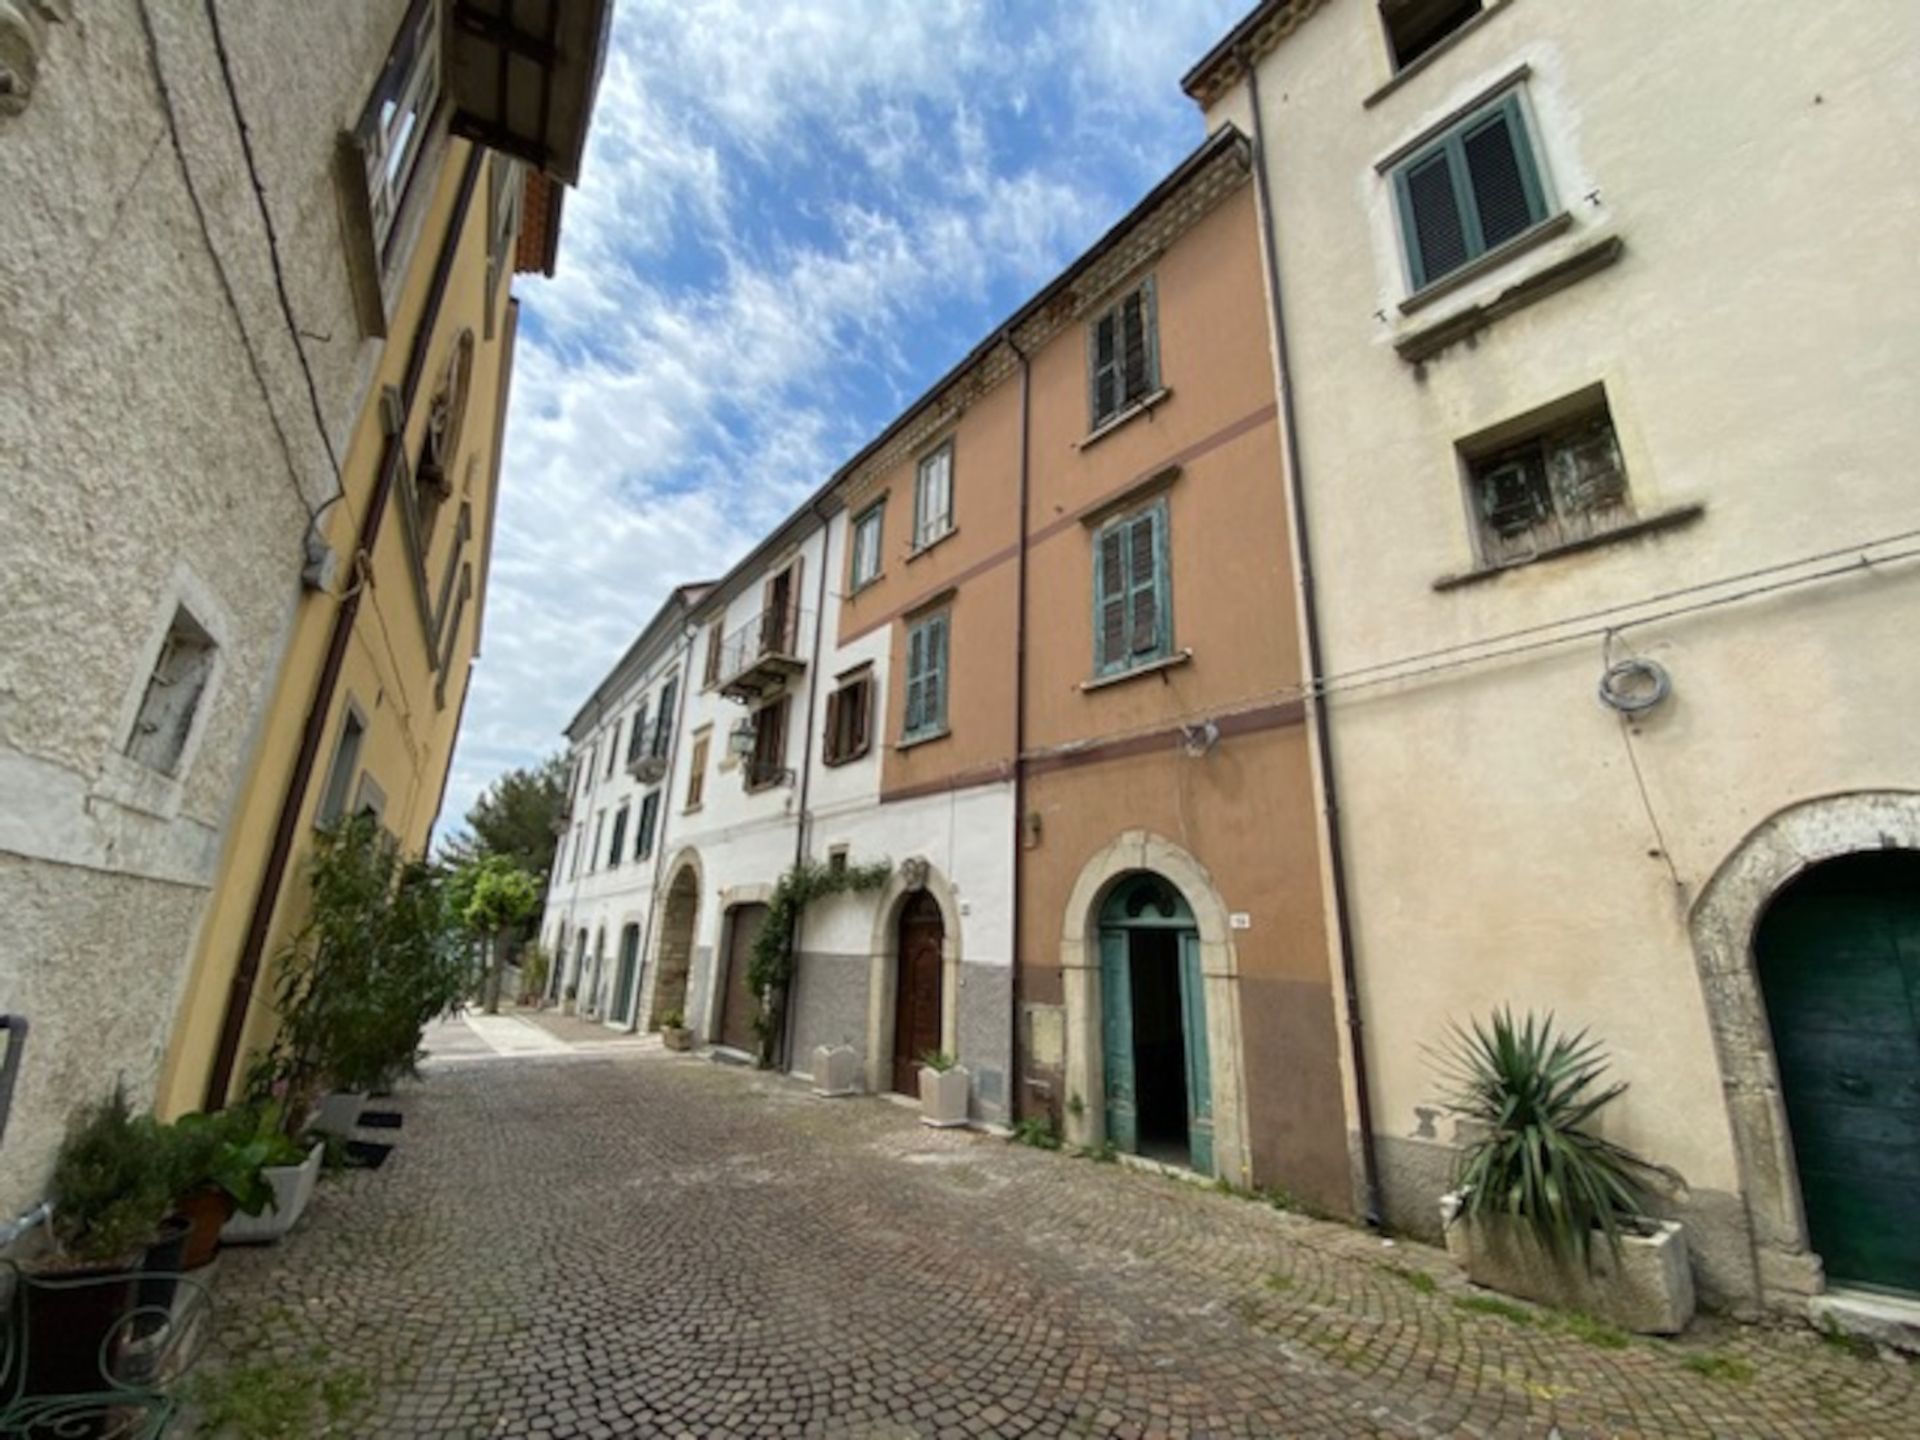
[216,1103,324,1246]
[562,982,579,1017]
[165,1106,287,1268]
[917,1051,970,1128]
[20,1086,173,1398]
[659,1009,692,1052]
[1434,1008,1693,1334]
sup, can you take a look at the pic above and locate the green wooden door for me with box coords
[1756,855,1920,1294]
[1099,928,1137,1152]
[1178,932,1214,1176]
[612,925,641,1025]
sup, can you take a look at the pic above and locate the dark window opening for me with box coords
[1382,0,1483,71]
[126,607,218,777]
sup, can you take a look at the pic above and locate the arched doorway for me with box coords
[891,892,945,1094]
[612,923,642,1027]
[717,903,769,1056]
[1754,851,1920,1296]
[1098,872,1212,1173]
[648,865,699,1031]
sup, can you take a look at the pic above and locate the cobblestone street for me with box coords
[187,1032,1915,1438]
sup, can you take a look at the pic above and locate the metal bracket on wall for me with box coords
[0,1015,26,1149]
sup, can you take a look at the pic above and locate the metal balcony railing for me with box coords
[716,604,809,701]
[624,717,673,779]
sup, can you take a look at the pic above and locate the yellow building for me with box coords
[158,2,610,1116]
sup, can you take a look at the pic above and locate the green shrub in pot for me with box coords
[43,1085,173,1268]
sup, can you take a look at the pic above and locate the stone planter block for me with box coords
[919,1064,970,1128]
[1441,1191,1695,1335]
[221,1142,325,1245]
[812,1045,859,1097]
[310,1090,368,1138]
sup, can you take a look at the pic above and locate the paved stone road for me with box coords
[186,1037,1915,1438]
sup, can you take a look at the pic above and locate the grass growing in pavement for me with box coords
[1454,1294,1537,1326]
[1383,1264,1438,1295]
[1559,1312,1630,1349]
[1816,1319,1880,1360]
[1264,1272,1296,1292]
[187,1349,371,1439]
[1682,1351,1756,1383]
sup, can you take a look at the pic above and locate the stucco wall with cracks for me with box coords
[0,0,404,1218]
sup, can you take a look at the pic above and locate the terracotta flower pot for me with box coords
[177,1185,236,1270]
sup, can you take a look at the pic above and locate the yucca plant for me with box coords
[1435,1008,1680,1272]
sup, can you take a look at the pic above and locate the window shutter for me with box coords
[925,617,947,731]
[1402,150,1469,289]
[904,623,927,733]
[628,701,649,763]
[785,557,803,651]
[1096,525,1127,671]
[1091,312,1118,421]
[851,678,870,755]
[652,678,676,757]
[823,688,842,763]
[1120,288,1149,405]
[1462,104,1537,251]
[1127,511,1160,656]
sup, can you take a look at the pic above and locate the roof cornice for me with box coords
[1181,0,1332,109]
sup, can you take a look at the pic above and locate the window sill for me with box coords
[905,527,957,564]
[1400,211,1573,317]
[1077,388,1172,452]
[896,726,951,752]
[821,744,873,769]
[1079,648,1193,692]
[682,804,703,816]
[848,572,885,596]
[1362,0,1517,110]
[1396,232,1624,366]
[1432,504,1705,591]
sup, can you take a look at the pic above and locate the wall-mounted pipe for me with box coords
[1241,53,1385,1227]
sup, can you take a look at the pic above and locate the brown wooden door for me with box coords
[892,892,945,1094]
[718,903,767,1055]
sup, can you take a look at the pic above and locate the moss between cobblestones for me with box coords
[186,1347,372,1438]
[1682,1350,1756,1383]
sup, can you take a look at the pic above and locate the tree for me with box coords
[458,855,542,1014]
[440,753,567,884]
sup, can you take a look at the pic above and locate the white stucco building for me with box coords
[1186,0,1920,1316]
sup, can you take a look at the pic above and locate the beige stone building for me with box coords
[1185,0,1920,1316]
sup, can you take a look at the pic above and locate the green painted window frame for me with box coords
[1391,90,1549,293]
[1091,498,1173,678]
[901,611,950,742]
[850,499,886,589]
[606,805,627,869]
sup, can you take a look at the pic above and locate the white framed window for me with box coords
[912,444,953,550]
[850,500,885,589]
[357,0,443,264]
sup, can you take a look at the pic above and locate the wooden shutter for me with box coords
[924,616,947,732]
[1127,511,1161,656]
[1120,287,1149,405]
[628,700,649,763]
[652,677,676,757]
[704,622,722,685]
[687,736,707,808]
[1095,525,1128,672]
[1462,102,1537,251]
[904,623,927,734]
[850,677,871,757]
[1090,310,1119,423]
[1400,148,1468,288]
[823,687,843,764]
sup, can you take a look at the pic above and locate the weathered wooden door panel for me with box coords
[1100,928,1137,1153]
[718,904,767,1055]
[1758,856,1920,1295]
[892,893,945,1094]
[1179,931,1214,1177]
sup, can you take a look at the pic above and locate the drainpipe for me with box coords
[1006,333,1032,1123]
[203,152,485,1109]
[777,504,833,1072]
[626,626,695,1032]
[1241,55,1385,1227]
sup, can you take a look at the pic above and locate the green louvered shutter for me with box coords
[1100,929,1137,1153]
[1179,931,1215,1177]
[1127,510,1162,658]
[1095,524,1128,673]
[923,615,947,733]
[904,622,926,735]
[1089,311,1119,424]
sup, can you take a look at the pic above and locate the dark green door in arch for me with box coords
[1755,851,1920,1295]
[1098,873,1213,1177]
[612,924,641,1025]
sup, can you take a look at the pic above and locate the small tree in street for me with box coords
[459,855,542,1014]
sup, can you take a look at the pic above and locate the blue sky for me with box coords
[444,0,1245,831]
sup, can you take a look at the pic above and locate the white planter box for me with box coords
[1441,1191,1695,1335]
[811,1045,859,1098]
[310,1091,367,1137]
[221,1143,325,1245]
[918,1065,970,1128]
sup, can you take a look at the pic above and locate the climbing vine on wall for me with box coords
[748,855,892,1064]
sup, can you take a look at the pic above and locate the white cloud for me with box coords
[441,0,1244,837]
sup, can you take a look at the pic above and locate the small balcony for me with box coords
[625,719,672,783]
[717,604,809,702]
